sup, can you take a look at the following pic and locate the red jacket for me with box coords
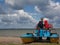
[44,20,52,29]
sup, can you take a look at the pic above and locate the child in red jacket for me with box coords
[44,20,52,30]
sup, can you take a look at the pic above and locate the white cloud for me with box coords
[5,0,15,6]
[35,6,42,13]
[5,0,49,10]
[49,0,60,7]
[0,0,60,28]
[34,0,60,28]
[0,10,36,28]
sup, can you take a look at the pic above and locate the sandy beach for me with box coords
[0,37,23,44]
[0,37,60,45]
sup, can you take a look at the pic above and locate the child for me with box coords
[44,20,52,30]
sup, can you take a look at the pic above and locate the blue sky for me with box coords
[24,5,35,13]
[0,0,4,3]
[0,0,60,28]
[52,0,60,2]
[24,5,44,21]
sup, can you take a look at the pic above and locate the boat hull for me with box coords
[50,37,59,43]
[21,37,34,43]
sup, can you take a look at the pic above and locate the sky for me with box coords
[0,0,60,28]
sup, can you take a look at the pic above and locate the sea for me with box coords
[0,29,60,37]
[0,29,34,37]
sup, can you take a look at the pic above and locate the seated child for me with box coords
[44,20,52,30]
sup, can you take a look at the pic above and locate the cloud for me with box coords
[0,3,6,14]
[1,0,49,14]
[0,10,36,28]
[5,0,49,10]
[45,0,60,25]
[35,0,60,28]
[0,0,60,28]
[35,6,42,13]
[5,0,27,10]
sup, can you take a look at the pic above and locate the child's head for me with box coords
[44,20,48,24]
[40,18,44,21]
[43,18,49,24]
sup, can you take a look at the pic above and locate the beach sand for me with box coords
[0,37,23,44]
[0,37,60,45]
